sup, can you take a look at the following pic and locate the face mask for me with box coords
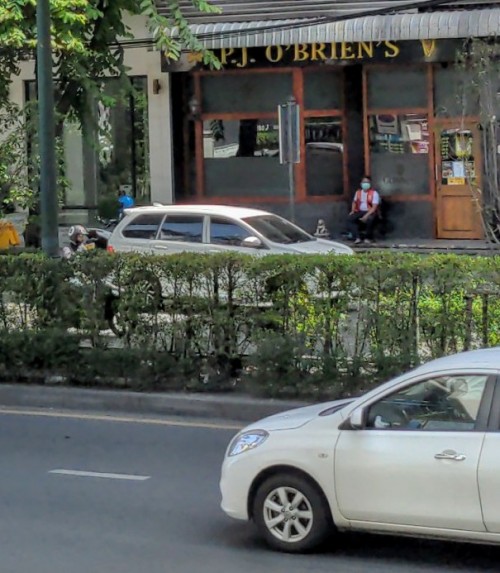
[361,182,371,191]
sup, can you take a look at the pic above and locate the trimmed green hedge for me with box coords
[0,251,499,399]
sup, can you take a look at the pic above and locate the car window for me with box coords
[210,217,252,246]
[160,215,203,243]
[365,375,489,431]
[243,214,313,244]
[122,213,163,239]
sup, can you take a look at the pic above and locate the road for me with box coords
[0,408,499,573]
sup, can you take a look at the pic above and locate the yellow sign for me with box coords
[214,42,401,68]
[447,177,466,185]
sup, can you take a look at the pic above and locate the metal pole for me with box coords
[287,97,296,223]
[36,0,59,257]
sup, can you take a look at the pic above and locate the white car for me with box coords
[220,348,500,553]
[107,204,353,255]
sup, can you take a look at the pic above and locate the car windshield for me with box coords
[242,215,314,244]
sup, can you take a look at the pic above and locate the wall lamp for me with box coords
[188,96,201,120]
[152,79,162,95]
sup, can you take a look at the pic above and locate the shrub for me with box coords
[0,251,499,398]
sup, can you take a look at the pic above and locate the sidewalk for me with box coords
[0,384,310,424]
[352,238,500,255]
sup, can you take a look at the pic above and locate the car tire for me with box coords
[253,473,333,553]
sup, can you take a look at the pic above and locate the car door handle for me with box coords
[434,450,466,461]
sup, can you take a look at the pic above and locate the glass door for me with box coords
[435,125,483,239]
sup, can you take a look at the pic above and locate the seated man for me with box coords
[347,176,381,244]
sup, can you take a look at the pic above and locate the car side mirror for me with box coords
[349,407,365,430]
[242,236,263,249]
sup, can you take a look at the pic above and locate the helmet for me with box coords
[68,225,89,243]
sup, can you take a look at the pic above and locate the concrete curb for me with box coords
[0,384,310,424]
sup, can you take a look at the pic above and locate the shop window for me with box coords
[201,73,293,114]
[368,114,429,195]
[434,67,480,118]
[305,117,344,196]
[209,217,252,246]
[25,77,150,216]
[367,69,427,109]
[122,213,163,239]
[304,72,342,110]
[203,119,288,197]
[160,215,204,242]
[97,77,150,207]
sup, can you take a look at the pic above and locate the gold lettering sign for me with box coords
[198,41,410,68]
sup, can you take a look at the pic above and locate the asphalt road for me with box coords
[1,408,499,573]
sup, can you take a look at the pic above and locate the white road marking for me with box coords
[0,407,241,430]
[49,469,150,481]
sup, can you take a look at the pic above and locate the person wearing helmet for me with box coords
[62,225,93,259]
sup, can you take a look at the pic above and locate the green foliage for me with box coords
[0,0,220,119]
[1,252,500,398]
[0,103,69,214]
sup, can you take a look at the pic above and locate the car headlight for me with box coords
[227,430,269,457]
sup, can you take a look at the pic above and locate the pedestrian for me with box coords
[347,175,381,244]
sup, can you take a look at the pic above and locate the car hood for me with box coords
[274,239,353,255]
[248,398,353,432]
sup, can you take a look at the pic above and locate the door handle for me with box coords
[434,450,466,462]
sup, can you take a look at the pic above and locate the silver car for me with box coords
[107,205,353,256]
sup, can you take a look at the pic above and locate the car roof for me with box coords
[124,204,274,219]
[413,347,500,375]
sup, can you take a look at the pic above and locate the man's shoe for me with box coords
[354,238,362,244]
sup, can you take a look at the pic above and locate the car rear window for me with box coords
[160,216,204,243]
[122,213,164,239]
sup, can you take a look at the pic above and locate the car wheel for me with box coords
[253,473,333,553]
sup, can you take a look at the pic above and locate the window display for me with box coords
[439,129,476,185]
[369,114,430,196]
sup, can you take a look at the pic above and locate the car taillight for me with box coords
[106,245,115,253]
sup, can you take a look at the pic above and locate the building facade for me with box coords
[7,2,500,238]
[163,0,500,239]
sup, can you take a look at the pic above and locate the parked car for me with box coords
[107,204,353,255]
[220,347,500,553]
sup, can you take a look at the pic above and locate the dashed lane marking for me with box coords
[49,469,150,481]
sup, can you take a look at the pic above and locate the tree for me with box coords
[0,0,220,124]
[457,39,500,243]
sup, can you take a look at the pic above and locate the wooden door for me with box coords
[435,124,483,239]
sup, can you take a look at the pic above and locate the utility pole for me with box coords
[278,96,300,223]
[36,0,59,257]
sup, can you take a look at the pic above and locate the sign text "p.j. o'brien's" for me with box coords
[218,41,401,67]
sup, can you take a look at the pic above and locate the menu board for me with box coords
[440,130,475,185]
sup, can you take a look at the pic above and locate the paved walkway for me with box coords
[351,238,500,255]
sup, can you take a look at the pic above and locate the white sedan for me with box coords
[107,204,353,255]
[220,348,500,553]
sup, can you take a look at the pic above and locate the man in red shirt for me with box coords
[347,176,381,244]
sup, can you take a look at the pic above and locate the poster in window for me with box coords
[375,114,399,135]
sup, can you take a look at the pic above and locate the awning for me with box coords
[186,8,500,48]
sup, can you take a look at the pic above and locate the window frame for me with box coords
[158,213,206,244]
[208,216,256,247]
[192,67,348,205]
[358,372,497,433]
[120,212,165,240]
[362,63,434,203]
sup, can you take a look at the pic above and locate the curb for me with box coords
[0,384,310,424]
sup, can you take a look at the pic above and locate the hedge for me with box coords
[0,251,499,400]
